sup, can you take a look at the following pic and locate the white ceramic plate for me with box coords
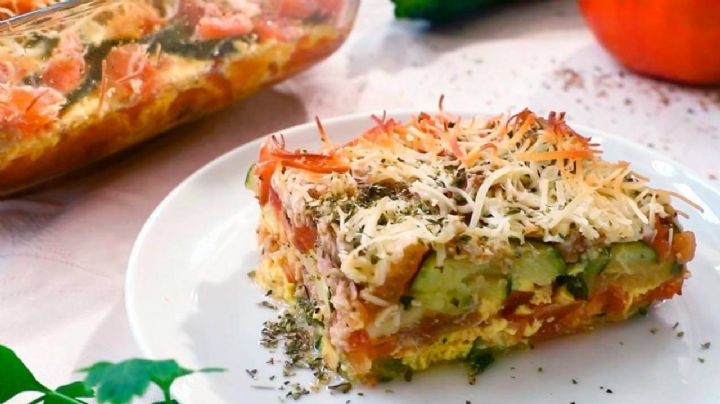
[126,111,720,404]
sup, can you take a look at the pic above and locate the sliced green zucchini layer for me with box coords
[408,240,677,316]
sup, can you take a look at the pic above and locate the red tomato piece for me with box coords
[347,329,371,351]
[42,33,86,94]
[648,219,672,261]
[278,0,319,19]
[501,291,534,317]
[106,44,160,98]
[253,17,303,42]
[672,231,696,265]
[195,14,254,40]
[0,85,65,137]
[291,224,317,253]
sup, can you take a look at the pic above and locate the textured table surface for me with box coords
[1,0,718,398]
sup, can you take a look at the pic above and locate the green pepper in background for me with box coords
[391,0,511,23]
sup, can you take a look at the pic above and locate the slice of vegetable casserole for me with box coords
[247,109,696,384]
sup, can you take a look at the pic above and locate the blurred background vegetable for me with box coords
[391,0,511,23]
[579,0,720,86]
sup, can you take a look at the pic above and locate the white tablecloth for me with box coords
[2,0,718,397]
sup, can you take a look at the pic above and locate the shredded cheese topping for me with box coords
[264,109,677,287]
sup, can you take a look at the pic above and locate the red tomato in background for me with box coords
[578,0,720,85]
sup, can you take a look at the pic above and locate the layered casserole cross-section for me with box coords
[247,109,696,384]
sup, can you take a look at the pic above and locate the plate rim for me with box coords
[124,107,720,369]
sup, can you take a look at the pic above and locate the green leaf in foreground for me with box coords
[51,381,95,402]
[41,391,90,404]
[0,345,50,402]
[81,359,226,404]
[1,343,224,404]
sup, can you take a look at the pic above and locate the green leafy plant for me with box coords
[0,345,224,404]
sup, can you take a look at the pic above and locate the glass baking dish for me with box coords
[0,0,358,195]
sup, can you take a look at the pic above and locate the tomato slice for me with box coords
[530,302,584,340]
[672,231,696,264]
[501,291,534,317]
[593,285,630,316]
[253,17,304,42]
[369,244,428,303]
[43,54,85,94]
[0,86,65,137]
[42,33,85,94]
[291,224,317,253]
[106,44,160,98]
[533,301,583,321]
[347,329,371,351]
[649,219,672,261]
[346,329,396,358]
[277,0,319,19]
[0,0,53,17]
[649,219,696,265]
[196,14,254,40]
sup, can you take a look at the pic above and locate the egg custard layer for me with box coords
[248,109,696,384]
